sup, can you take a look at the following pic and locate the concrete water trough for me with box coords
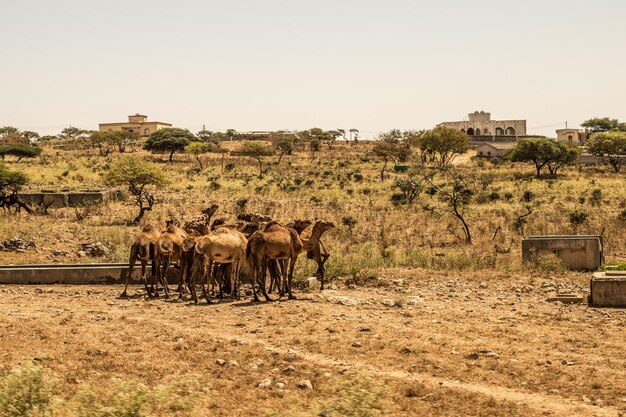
[522,235,604,270]
[589,271,626,307]
[0,263,177,285]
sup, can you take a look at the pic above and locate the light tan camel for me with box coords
[122,224,161,297]
[246,221,303,301]
[155,223,188,298]
[191,227,247,303]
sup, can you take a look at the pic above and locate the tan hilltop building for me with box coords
[438,111,526,137]
[99,114,172,137]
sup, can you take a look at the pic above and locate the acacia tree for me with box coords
[271,132,296,165]
[185,142,208,170]
[143,128,195,162]
[418,126,469,167]
[0,126,20,137]
[586,131,626,172]
[545,141,579,176]
[510,138,578,177]
[61,126,89,143]
[239,141,274,177]
[0,162,32,213]
[581,117,626,133]
[0,142,42,162]
[424,168,475,244]
[104,156,169,223]
[372,140,405,181]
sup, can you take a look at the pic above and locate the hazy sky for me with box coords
[2,0,625,137]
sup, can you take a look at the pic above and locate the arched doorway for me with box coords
[467,128,475,135]
[505,127,516,135]
[476,128,481,135]
[495,127,504,136]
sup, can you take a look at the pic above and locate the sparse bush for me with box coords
[0,362,52,417]
[342,216,358,234]
[568,209,588,231]
[236,198,248,210]
[522,190,534,202]
[590,188,602,206]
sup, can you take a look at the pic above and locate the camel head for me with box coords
[292,219,313,233]
[182,236,197,252]
[165,218,180,228]
[211,218,226,230]
[314,220,335,233]
[201,204,219,217]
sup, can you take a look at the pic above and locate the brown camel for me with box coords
[293,219,335,290]
[191,227,247,303]
[154,223,188,298]
[122,224,161,297]
[247,221,303,302]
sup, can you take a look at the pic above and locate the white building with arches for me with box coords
[438,111,526,138]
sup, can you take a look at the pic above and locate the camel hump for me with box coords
[263,221,282,231]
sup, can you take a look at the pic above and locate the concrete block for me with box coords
[522,235,603,270]
[590,272,626,307]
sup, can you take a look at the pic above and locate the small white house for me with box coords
[475,142,515,158]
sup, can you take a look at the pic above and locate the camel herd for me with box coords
[121,205,335,303]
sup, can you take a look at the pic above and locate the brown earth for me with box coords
[0,270,625,416]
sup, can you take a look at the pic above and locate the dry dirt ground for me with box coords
[0,269,624,416]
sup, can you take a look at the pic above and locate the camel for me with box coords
[154,223,188,298]
[191,227,247,303]
[122,224,161,297]
[293,219,335,290]
[247,221,303,302]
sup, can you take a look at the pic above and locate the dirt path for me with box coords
[0,275,624,416]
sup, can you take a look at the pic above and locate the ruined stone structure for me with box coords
[99,114,172,137]
[438,111,526,138]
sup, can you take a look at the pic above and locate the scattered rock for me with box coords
[276,382,286,389]
[352,342,362,348]
[80,242,110,257]
[307,277,321,291]
[283,365,296,374]
[561,360,576,366]
[1,238,35,252]
[258,379,272,389]
[216,359,226,366]
[400,347,414,354]
[357,326,371,332]
[582,395,591,403]
[228,360,239,367]
[479,282,487,289]
[297,380,313,390]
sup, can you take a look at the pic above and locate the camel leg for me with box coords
[177,255,186,299]
[260,258,272,302]
[287,257,297,300]
[278,259,287,298]
[203,260,213,303]
[122,246,137,297]
[232,261,241,299]
[160,257,171,299]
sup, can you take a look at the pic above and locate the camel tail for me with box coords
[137,244,150,261]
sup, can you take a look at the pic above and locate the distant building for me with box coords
[556,128,587,145]
[439,111,527,139]
[475,142,516,158]
[99,114,172,137]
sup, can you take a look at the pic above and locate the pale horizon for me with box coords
[2,0,625,138]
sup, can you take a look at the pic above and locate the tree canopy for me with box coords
[0,142,42,162]
[418,126,469,167]
[143,128,195,162]
[105,156,169,223]
[586,131,626,172]
[581,117,626,133]
[509,138,579,177]
[239,141,274,177]
[0,162,28,194]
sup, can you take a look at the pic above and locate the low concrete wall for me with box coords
[590,272,626,307]
[522,235,603,270]
[0,263,176,285]
[19,190,120,208]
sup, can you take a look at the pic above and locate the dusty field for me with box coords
[1,270,624,416]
